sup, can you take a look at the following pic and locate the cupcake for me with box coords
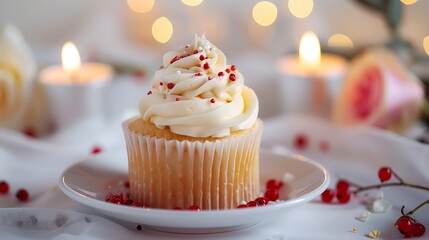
[123,35,262,210]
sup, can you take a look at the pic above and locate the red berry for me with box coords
[336,180,349,192]
[16,189,29,202]
[266,179,283,189]
[395,216,414,234]
[378,167,392,182]
[255,197,268,206]
[264,188,279,201]
[237,204,248,208]
[167,83,175,89]
[188,205,201,211]
[293,133,308,150]
[229,74,236,81]
[321,189,335,203]
[336,191,351,204]
[0,181,9,194]
[91,146,102,154]
[247,201,258,207]
[412,223,425,237]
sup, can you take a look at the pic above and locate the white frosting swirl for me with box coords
[0,24,36,128]
[139,35,258,138]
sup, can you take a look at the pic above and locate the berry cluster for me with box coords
[395,214,426,238]
[320,167,428,238]
[0,180,30,202]
[236,179,282,208]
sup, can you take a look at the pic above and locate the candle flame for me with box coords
[62,42,81,76]
[299,31,321,72]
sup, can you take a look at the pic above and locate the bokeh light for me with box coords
[127,0,154,13]
[288,0,313,18]
[299,32,321,72]
[400,0,418,5]
[328,34,354,48]
[181,0,203,7]
[152,17,173,43]
[423,36,429,56]
[252,1,278,27]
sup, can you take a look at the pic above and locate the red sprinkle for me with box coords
[159,82,164,86]
[91,146,102,154]
[203,62,210,70]
[176,97,180,101]
[147,90,152,95]
[210,98,215,103]
[231,65,236,71]
[170,56,181,64]
[229,74,236,81]
[16,189,29,202]
[208,76,212,80]
[218,71,224,77]
[294,133,308,150]
[199,55,205,61]
[225,69,231,73]
[194,73,202,76]
[167,83,175,89]
[193,50,198,54]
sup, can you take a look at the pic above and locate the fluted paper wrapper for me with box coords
[122,119,263,210]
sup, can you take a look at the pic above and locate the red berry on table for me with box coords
[264,188,279,201]
[378,167,392,182]
[293,133,308,150]
[255,197,268,206]
[336,180,350,192]
[188,205,201,211]
[395,216,414,235]
[91,146,102,154]
[336,191,351,204]
[0,181,9,194]
[321,189,335,203]
[412,223,425,237]
[16,189,29,202]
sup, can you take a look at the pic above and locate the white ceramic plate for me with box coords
[59,150,329,233]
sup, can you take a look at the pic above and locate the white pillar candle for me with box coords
[39,42,113,132]
[277,32,348,117]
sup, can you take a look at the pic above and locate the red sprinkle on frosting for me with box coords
[167,83,175,89]
[170,56,181,64]
[147,90,152,95]
[231,65,236,71]
[199,55,205,61]
[203,62,210,70]
[210,98,215,103]
[218,71,224,77]
[229,74,236,81]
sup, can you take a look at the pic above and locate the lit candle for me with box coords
[277,31,348,116]
[39,42,114,132]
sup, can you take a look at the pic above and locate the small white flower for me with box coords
[355,211,371,222]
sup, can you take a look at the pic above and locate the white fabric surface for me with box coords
[1,83,428,239]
